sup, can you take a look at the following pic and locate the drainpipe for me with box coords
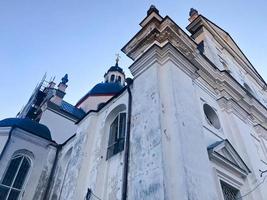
[122,78,133,200]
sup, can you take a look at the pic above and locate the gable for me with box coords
[187,15,266,86]
[208,140,251,177]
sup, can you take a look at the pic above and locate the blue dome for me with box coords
[89,82,124,95]
[107,64,124,73]
[0,118,52,140]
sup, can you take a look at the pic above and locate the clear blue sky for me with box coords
[0,0,266,119]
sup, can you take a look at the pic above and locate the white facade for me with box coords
[39,109,77,144]
[0,6,267,200]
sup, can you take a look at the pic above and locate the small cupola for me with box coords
[104,55,125,86]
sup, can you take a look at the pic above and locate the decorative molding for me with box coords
[123,10,267,128]
[208,140,251,178]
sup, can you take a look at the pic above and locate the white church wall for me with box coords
[0,128,57,200]
[78,95,113,112]
[48,136,75,200]
[54,91,129,200]
[39,109,76,144]
[226,113,267,199]
[128,63,165,200]
[162,59,219,200]
[194,78,225,147]
[194,71,267,199]
[77,94,128,200]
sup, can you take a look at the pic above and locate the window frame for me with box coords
[220,180,242,200]
[0,154,32,200]
[203,103,221,130]
[212,167,244,200]
[106,112,126,160]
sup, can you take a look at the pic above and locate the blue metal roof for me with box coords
[89,82,124,95]
[60,101,85,119]
[0,118,52,140]
[107,63,124,73]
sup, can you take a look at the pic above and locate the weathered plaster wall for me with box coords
[159,59,218,200]
[128,63,165,200]
[47,137,75,200]
[53,91,128,200]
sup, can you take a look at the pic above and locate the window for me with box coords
[0,155,31,200]
[110,75,115,82]
[107,112,126,159]
[220,181,241,200]
[203,104,221,129]
[117,76,121,84]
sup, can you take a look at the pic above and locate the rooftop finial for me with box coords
[61,74,69,84]
[115,53,121,66]
[147,5,159,15]
[189,8,199,22]
[189,8,198,17]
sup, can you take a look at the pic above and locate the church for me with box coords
[0,6,267,200]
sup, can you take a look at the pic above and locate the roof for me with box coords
[89,82,123,95]
[107,64,124,74]
[60,101,85,119]
[76,82,124,106]
[46,100,85,120]
[0,118,52,140]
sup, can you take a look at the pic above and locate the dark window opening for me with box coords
[203,104,221,129]
[107,112,126,159]
[110,75,115,82]
[117,76,121,84]
[220,181,241,200]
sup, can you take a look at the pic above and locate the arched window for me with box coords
[117,76,121,84]
[107,112,126,159]
[110,75,115,82]
[0,154,31,200]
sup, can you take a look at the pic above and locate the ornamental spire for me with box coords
[61,74,69,84]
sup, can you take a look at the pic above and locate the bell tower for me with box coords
[104,54,125,86]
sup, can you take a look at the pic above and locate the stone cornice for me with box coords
[122,15,197,61]
[123,12,267,130]
[128,43,198,79]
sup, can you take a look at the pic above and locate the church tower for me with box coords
[104,55,125,86]
[76,57,126,112]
